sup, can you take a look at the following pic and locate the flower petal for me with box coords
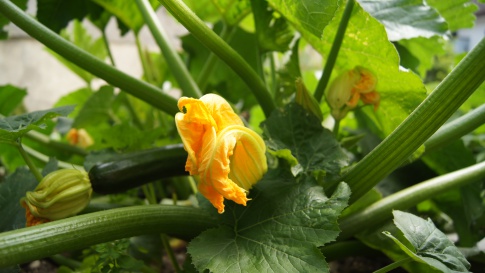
[199,94,244,130]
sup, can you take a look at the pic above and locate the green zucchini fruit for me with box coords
[88,144,188,194]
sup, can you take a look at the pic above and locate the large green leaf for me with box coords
[383,210,471,272]
[188,168,350,273]
[72,86,115,128]
[359,0,448,41]
[267,0,339,39]
[261,103,348,177]
[426,0,478,31]
[211,0,251,25]
[90,0,160,33]
[0,0,27,39]
[46,20,107,84]
[0,106,75,144]
[305,1,427,137]
[0,85,27,116]
[251,0,294,52]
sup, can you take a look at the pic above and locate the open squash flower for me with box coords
[327,66,380,120]
[175,94,267,213]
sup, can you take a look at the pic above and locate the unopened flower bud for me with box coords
[326,70,360,120]
[295,78,323,121]
[21,169,92,226]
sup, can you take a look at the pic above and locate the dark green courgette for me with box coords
[88,144,188,194]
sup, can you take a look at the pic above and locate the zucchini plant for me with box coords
[0,0,484,272]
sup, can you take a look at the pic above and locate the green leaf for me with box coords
[36,0,89,33]
[0,106,75,144]
[72,86,115,128]
[275,39,302,107]
[45,20,107,83]
[267,0,339,39]
[211,0,251,25]
[261,103,348,177]
[384,210,471,273]
[359,0,448,41]
[0,85,27,116]
[426,0,478,31]
[0,0,27,39]
[54,88,93,118]
[0,144,25,173]
[90,0,160,33]
[188,168,350,272]
[397,37,447,78]
[182,25,259,110]
[251,0,294,52]
[182,0,220,23]
[305,1,427,137]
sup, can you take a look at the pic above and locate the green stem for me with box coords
[159,0,276,116]
[338,160,485,239]
[333,119,340,137]
[424,103,485,154]
[314,0,355,103]
[0,0,179,115]
[373,257,412,273]
[102,30,116,66]
[160,234,181,273]
[136,0,201,98]
[135,33,155,84]
[25,130,87,157]
[328,38,485,203]
[15,140,43,182]
[196,25,234,91]
[22,145,83,170]
[0,205,216,267]
[50,254,82,270]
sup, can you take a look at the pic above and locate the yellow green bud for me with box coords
[295,78,323,121]
[21,169,92,221]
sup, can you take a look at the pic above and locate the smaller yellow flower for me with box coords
[326,66,380,120]
[175,94,267,213]
[67,128,94,148]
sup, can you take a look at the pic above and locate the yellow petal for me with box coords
[197,125,267,213]
[199,94,244,131]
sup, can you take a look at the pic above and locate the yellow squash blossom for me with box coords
[175,94,267,213]
[327,66,380,120]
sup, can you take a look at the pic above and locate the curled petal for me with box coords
[200,94,244,130]
[353,66,377,93]
[361,91,380,111]
[198,125,267,213]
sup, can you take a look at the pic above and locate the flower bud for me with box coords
[295,78,323,121]
[326,70,360,120]
[21,169,92,226]
[67,128,94,148]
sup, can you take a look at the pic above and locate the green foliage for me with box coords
[307,1,428,136]
[426,0,478,31]
[383,210,471,272]
[189,170,350,272]
[360,0,448,41]
[0,106,74,144]
[90,0,159,33]
[261,103,348,177]
[267,0,338,39]
[0,85,26,116]
[46,20,107,84]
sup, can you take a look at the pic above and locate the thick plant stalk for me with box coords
[136,0,202,98]
[330,38,485,203]
[0,0,179,115]
[0,205,216,267]
[338,160,485,239]
[158,0,276,117]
